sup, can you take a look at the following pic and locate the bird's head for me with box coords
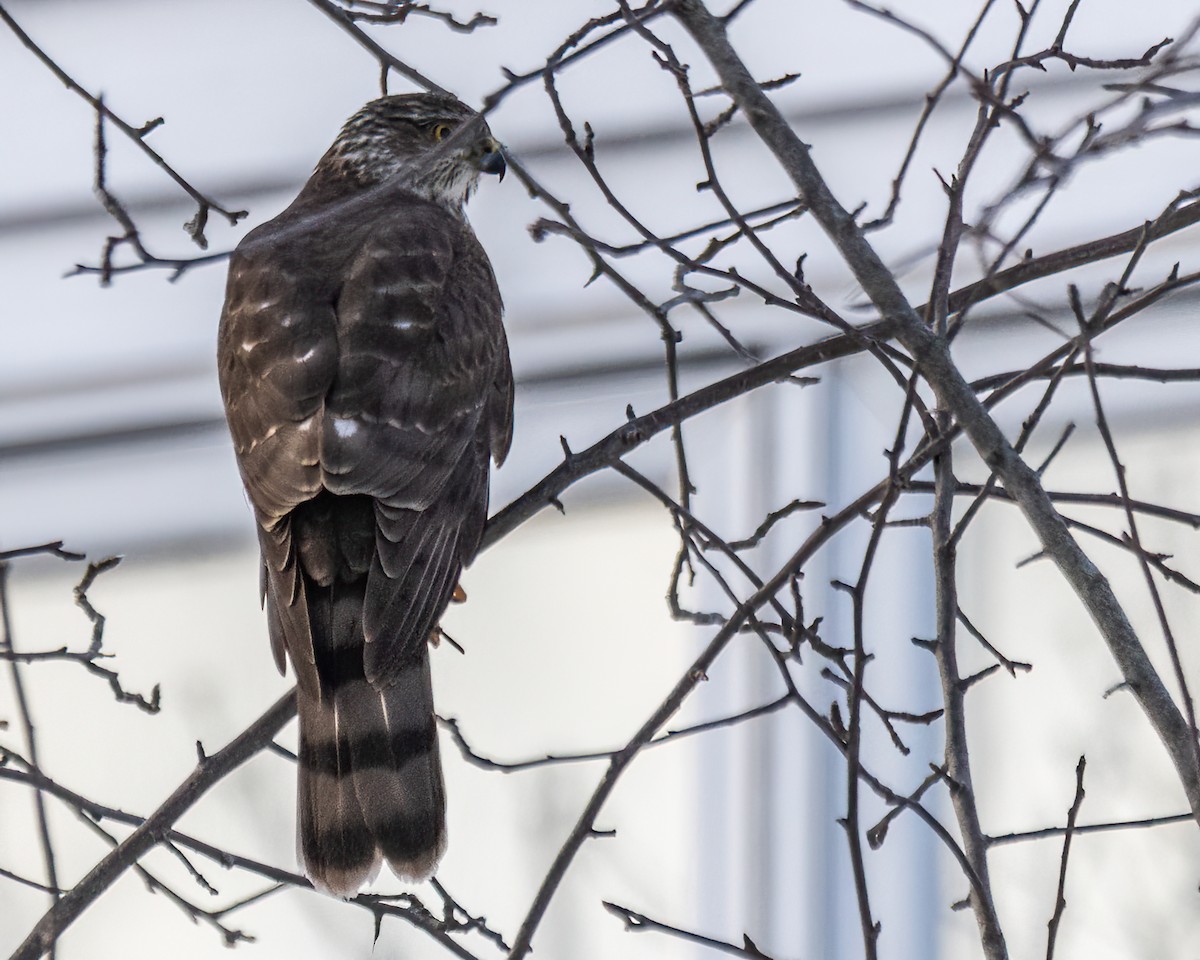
[315,93,505,211]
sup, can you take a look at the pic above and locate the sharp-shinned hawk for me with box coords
[217,93,512,897]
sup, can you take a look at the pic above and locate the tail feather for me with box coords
[363,661,446,879]
[297,687,381,898]
[294,575,446,897]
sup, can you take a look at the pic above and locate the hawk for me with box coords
[217,93,512,898]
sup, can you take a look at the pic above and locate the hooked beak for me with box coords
[477,137,506,180]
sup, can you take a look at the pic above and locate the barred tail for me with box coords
[295,585,446,898]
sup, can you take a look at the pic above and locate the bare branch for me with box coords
[1045,757,1086,960]
[335,0,496,32]
[0,759,493,958]
[439,696,792,774]
[0,564,61,954]
[0,3,246,247]
[0,543,84,563]
[604,901,781,958]
[9,692,297,960]
[673,0,1200,830]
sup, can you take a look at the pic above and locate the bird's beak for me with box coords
[478,138,506,180]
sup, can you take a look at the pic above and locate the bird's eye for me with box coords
[432,123,452,142]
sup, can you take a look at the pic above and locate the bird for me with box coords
[216,93,513,898]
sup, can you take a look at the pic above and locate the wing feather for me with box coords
[219,102,512,894]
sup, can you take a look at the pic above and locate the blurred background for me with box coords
[3,1,1200,957]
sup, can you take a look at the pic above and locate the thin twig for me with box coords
[0,3,245,247]
[9,692,297,960]
[0,564,61,952]
[604,901,781,958]
[439,695,792,773]
[673,0,1200,832]
[1045,757,1086,960]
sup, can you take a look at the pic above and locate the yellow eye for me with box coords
[432,123,452,142]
